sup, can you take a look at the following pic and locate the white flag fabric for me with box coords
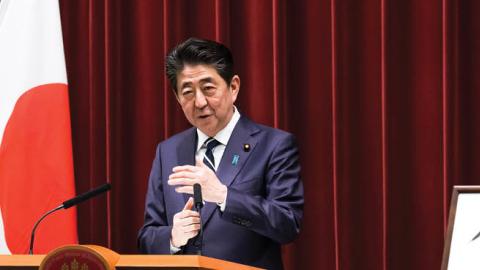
[0,0,78,254]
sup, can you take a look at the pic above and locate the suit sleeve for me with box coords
[137,144,172,254]
[221,133,304,244]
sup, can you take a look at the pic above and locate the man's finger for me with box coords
[183,223,201,233]
[172,165,197,172]
[174,209,196,220]
[178,214,201,221]
[168,178,194,186]
[176,210,200,221]
[195,158,205,168]
[188,217,201,224]
[175,186,193,194]
[181,210,200,218]
[184,231,199,239]
[183,197,194,210]
[169,171,197,180]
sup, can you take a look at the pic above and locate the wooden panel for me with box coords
[0,255,263,270]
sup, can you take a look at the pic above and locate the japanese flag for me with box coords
[0,0,78,254]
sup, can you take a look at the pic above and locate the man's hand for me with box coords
[171,197,201,248]
[168,159,227,204]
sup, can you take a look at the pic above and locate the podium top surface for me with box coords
[0,254,263,270]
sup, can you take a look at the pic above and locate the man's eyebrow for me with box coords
[199,77,214,84]
[180,81,192,89]
[180,77,214,89]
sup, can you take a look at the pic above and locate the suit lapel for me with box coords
[216,118,258,187]
[201,117,259,226]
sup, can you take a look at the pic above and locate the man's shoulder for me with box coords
[241,116,294,139]
[157,126,196,148]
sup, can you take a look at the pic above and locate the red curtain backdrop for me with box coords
[58,0,480,269]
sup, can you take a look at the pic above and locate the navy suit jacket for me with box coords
[138,116,304,269]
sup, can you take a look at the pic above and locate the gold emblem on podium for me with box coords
[40,245,118,270]
[60,259,89,270]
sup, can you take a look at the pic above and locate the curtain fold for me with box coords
[58,0,480,269]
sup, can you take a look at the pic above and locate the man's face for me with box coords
[175,64,240,137]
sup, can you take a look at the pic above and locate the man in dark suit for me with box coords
[138,38,304,269]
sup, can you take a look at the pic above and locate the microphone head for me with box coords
[193,183,203,209]
[62,183,111,209]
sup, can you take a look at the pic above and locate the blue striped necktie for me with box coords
[203,137,221,171]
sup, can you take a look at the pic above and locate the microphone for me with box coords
[193,183,203,210]
[193,183,203,255]
[29,183,111,254]
[62,183,111,209]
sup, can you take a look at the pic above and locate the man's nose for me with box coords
[194,90,207,108]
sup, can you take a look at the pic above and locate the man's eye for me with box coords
[203,86,215,92]
[182,89,193,96]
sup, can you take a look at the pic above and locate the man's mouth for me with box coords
[199,114,211,119]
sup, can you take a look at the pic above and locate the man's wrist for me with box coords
[217,185,228,212]
[217,185,228,204]
[170,238,182,254]
[170,231,182,249]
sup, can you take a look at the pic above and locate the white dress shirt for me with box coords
[195,107,241,171]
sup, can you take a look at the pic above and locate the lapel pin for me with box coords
[232,154,240,166]
[243,143,250,152]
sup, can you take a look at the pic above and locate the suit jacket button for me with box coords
[233,216,241,224]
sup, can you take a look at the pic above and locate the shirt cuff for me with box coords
[170,240,181,254]
[217,188,228,212]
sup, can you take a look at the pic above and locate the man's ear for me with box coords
[230,75,240,102]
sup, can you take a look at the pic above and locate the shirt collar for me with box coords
[196,106,241,151]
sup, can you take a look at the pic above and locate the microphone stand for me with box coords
[193,183,203,255]
[195,203,203,255]
[28,183,111,254]
[29,205,63,254]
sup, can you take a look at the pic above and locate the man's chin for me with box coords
[196,123,217,136]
